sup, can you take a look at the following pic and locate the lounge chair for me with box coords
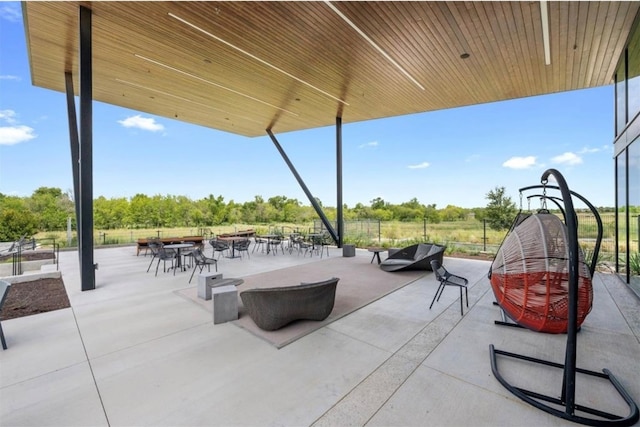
[379,243,445,272]
[239,277,339,331]
[429,259,469,315]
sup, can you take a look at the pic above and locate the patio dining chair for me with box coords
[155,247,177,276]
[189,248,218,283]
[252,236,266,253]
[268,236,284,255]
[316,232,331,258]
[234,239,251,259]
[210,239,230,260]
[292,236,312,257]
[146,240,162,273]
[181,241,197,268]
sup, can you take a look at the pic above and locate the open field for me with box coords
[33,213,631,263]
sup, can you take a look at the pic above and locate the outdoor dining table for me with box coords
[216,236,248,259]
[258,234,280,254]
[163,242,194,271]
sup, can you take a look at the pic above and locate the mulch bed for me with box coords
[1,277,70,320]
[0,251,55,262]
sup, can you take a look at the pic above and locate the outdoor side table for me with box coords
[198,274,244,300]
[367,247,386,264]
[212,285,238,324]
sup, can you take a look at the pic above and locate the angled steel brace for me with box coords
[267,129,339,245]
[64,72,81,264]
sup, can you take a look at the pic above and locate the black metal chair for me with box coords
[155,247,177,276]
[252,236,266,253]
[181,241,196,268]
[429,259,468,316]
[268,236,284,255]
[234,239,251,259]
[210,239,230,260]
[189,248,218,283]
[310,232,331,258]
[146,240,161,273]
[292,236,312,257]
[0,280,10,349]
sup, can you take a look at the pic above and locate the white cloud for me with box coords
[503,156,537,169]
[0,110,35,145]
[0,3,21,23]
[578,146,601,154]
[118,115,165,132]
[0,125,36,145]
[0,109,18,125]
[358,141,378,149]
[551,152,582,165]
[407,161,430,169]
[0,75,21,81]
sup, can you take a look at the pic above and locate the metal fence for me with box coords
[32,213,636,262]
[314,215,623,259]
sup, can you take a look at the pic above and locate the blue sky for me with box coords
[0,2,615,209]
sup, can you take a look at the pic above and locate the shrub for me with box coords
[628,252,640,276]
[0,208,38,241]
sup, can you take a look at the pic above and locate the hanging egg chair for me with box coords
[489,211,593,333]
[489,169,638,426]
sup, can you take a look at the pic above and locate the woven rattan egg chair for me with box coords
[489,211,593,333]
[488,169,638,426]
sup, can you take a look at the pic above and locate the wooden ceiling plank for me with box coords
[22,1,640,138]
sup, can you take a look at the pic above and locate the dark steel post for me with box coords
[336,117,344,248]
[267,129,338,244]
[79,6,95,291]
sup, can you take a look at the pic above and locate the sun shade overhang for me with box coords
[23,1,640,137]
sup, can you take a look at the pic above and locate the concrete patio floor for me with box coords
[1,244,639,426]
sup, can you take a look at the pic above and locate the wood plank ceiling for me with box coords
[23,1,640,137]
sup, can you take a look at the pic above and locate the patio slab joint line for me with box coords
[70,306,111,426]
[313,279,491,426]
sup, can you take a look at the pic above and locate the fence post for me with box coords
[423,218,427,240]
[483,219,487,251]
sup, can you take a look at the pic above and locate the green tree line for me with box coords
[0,187,486,241]
[3,185,619,242]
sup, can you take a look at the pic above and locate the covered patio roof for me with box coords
[22,1,640,138]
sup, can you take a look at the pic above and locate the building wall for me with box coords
[614,13,640,290]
